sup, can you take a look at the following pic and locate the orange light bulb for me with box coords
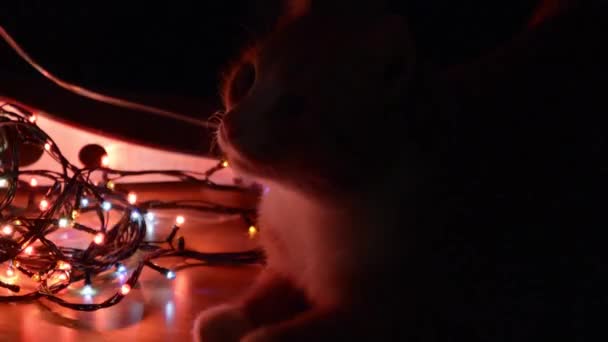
[127,192,137,205]
[93,233,105,245]
[2,225,13,235]
[101,154,110,167]
[120,284,131,295]
[39,199,49,211]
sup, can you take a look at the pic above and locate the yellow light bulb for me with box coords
[13,220,21,226]
[44,143,51,151]
[71,210,79,220]
[248,225,258,238]
[28,114,37,123]
[106,180,115,190]
[58,261,71,271]
[175,215,185,225]
[29,178,38,187]
[221,160,229,168]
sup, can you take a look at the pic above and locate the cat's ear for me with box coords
[220,46,257,110]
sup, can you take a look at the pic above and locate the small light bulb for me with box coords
[44,142,51,151]
[175,215,185,225]
[106,180,115,190]
[81,284,95,296]
[120,284,131,295]
[58,217,70,228]
[39,199,49,211]
[248,225,258,238]
[127,192,137,205]
[166,270,176,279]
[2,225,13,235]
[130,210,141,221]
[24,246,33,255]
[80,198,89,207]
[28,114,37,123]
[221,160,229,168]
[29,178,38,187]
[101,201,112,211]
[13,220,21,226]
[93,232,105,245]
[71,210,79,220]
[101,154,110,167]
[117,264,127,273]
[58,261,71,270]
[0,178,7,188]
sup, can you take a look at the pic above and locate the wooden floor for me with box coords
[0,183,262,341]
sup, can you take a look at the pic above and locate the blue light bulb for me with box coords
[101,201,112,211]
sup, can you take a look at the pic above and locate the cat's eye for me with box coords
[228,62,256,105]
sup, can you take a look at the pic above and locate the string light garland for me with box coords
[0,102,264,311]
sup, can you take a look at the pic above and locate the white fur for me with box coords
[255,180,361,306]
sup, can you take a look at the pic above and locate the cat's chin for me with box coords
[217,130,261,181]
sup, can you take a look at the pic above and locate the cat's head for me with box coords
[217,2,418,195]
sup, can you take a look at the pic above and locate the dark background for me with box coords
[0,1,539,156]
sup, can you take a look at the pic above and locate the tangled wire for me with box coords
[0,102,263,311]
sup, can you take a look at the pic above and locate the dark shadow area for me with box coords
[0,1,539,155]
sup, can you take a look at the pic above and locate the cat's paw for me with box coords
[193,303,253,342]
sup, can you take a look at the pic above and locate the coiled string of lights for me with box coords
[0,102,263,311]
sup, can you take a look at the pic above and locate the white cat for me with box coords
[196,3,417,340]
[194,0,583,341]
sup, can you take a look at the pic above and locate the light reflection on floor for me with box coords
[0,192,262,340]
